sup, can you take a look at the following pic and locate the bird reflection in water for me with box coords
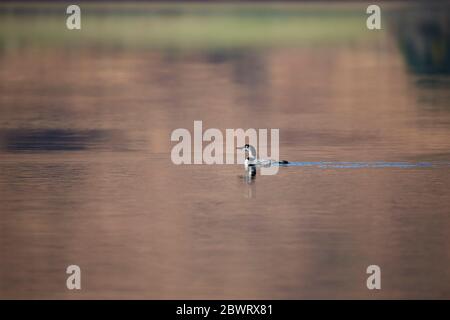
[240,162,256,198]
[244,165,256,183]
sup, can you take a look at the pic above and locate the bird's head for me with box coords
[237,144,251,152]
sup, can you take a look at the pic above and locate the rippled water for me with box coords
[0,3,449,299]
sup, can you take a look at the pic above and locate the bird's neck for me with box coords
[248,146,257,160]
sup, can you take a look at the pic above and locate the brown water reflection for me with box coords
[0,3,449,299]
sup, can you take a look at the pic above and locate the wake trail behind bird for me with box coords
[277,161,450,169]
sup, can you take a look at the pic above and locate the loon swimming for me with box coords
[238,144,289,168]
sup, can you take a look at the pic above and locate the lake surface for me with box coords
[0,2,449,299]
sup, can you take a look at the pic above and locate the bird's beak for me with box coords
[236,146,245,150]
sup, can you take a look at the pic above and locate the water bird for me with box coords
[238,144,289,168]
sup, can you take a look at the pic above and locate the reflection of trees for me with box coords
[391,5,450,75]
[0,129,115,152]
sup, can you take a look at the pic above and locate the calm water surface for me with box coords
[0,3,449,299]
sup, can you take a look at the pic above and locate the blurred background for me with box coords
[0,1,449,299]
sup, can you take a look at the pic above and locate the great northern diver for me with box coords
[238,144,289,167]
